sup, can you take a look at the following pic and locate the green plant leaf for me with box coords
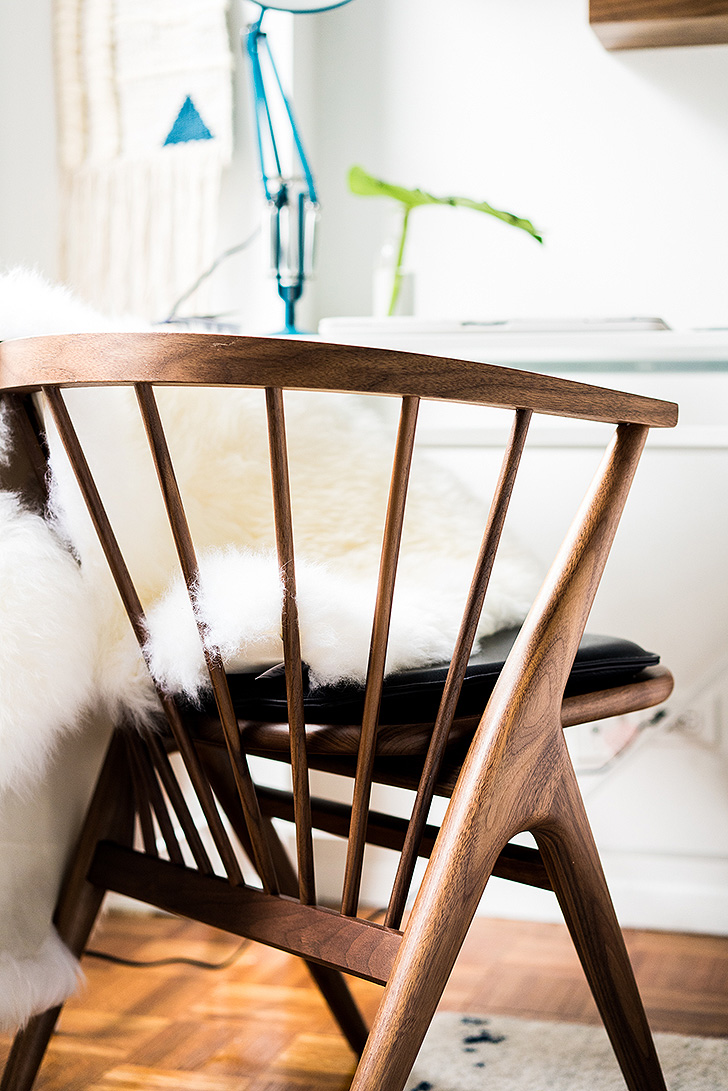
[348,165,543,243]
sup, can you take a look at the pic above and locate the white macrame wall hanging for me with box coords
[54,0,233,319]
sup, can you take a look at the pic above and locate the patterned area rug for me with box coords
[405,1012,728,1090]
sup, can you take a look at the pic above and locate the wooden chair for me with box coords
[0,332,677,1091]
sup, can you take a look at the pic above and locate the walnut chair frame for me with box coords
[0,333,677,1091]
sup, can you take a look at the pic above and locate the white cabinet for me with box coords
[318,319,728,934]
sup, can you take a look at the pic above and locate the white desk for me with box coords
[317,318,728,934]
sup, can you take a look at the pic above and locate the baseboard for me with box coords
[475,851,728,935]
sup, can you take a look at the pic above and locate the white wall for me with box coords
[304,0,728,330]
[0,0,59,278]
[432,424,728,935]
[0,1,286,329]
[7,1,728,330]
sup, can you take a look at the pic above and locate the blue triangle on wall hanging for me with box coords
[164,95,214,145]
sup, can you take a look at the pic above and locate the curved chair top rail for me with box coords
[0,332,678,428]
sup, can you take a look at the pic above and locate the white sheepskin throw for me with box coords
[0,268,542,1032]
[0,493,99,789]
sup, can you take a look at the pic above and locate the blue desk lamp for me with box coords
[245,0,355,333]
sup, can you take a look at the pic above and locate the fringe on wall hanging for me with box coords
[54,0,233,320]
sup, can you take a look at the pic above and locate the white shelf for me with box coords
[318,317,728,371]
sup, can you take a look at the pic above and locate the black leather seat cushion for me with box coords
[223,629,659,726]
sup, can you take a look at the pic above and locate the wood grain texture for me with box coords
[44,384,231,883]
[198,745,369,1057]
[386,407,532,927]
[186,664,674,759]
[265,387,315,907]
[590,0,728,47]
[43,386,148,647]
[348,425,662,1091]
[561,664,673,726]
[136,382,270,892]
[254,786,552,891]
[341,396,419,918]
[592,0,728,17]
[536,752,668,1090]
[88,844,401,986]
[0,332,678,427]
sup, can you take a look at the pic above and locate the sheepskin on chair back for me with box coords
[47,380,540,719]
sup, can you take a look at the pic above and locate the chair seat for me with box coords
[187,630,660,757]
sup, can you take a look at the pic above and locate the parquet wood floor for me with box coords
[1,911,726,1090]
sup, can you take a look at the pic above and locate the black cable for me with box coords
[162,225,262,323]
[84,936,251,971]
[85,908,386,970]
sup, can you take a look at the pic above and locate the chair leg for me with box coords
[535,764,668,1091]
[198,747,369,1055]
[1,1007,64,1091]
[348,782,519,1091]
[0,883,106,1091]
[260,811,369,1056]
[301,955,369,1056]
[1,732,135,1091]
[347,710,656,1091]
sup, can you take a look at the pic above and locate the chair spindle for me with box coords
[42,385,242,885]
[145,733,215,873]
[135,382,280,894]
[386,407,532,927]
[128,735,187,867]
[126,735,159,857]
[265,387,316,905]
[341,394,420,917]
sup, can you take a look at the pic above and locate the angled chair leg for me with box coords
[0,1007,64,1091]
[1,731,135,1091]
[349,824,512,1090]
[198,747,369,1055]
[299,947,370,1056]
[348,739,528,1091]
[349,694,667,1091]
[1,878,109,1091]
[535,762,668,1091]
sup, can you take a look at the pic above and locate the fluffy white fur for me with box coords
[0,494,98,792]
[146,541,538,700]
[0,267,543,1031]
[41,343,541,713]
[0,266,145,338]
[0,933,82,1031]
[0,696,113,1033]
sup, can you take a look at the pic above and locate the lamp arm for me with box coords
[244,3,325,334]
[260,35,318,202]
[245,10,317,202]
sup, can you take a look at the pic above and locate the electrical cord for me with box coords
[84,907,386,970]
[161,225,262,324]
[84,936,251,971]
